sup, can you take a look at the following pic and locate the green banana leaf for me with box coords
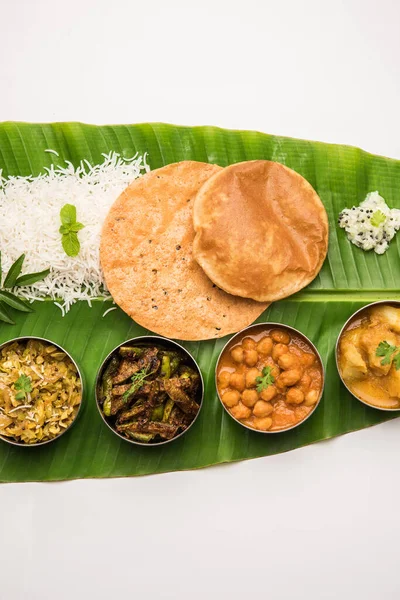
[0,122,399,483]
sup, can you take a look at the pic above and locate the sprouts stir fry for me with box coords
[0,340,82,444]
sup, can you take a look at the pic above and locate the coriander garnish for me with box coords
[376,341,400,370]
[59,204,85,257]
[14,374,32,401]
[255,366,275,393]
[370,210,386,228]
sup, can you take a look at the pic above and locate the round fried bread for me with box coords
[193,160,329,302]
[100,161,268,340]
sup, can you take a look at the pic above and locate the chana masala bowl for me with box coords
[216,323,324,433]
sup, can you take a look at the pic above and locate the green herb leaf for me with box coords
[371,210,386,227]
[62,232,81,257]
[0,290,33,313]
[60,203,77,226]
[0,251,2,286]
[376,340,400,366]
[255,366,275,393]
[0,301,15,324]
[14,374,32,400]
[59,204,84,257]
[3,254,25,288]
[70,222,85,232]
[394,353,400,371]
[122,368,153,402]
[14,268,50,287]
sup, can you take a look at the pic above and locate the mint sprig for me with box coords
[59,204,85,257]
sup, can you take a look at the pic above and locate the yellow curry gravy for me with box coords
[338,304,400,409]
[216,325,323,432]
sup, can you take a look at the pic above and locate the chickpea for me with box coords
[301,352,315,367]
[278,352,301,371]
[272,343,289,362]
[253,400,274,417]
[277,368,302,387]
[242,337,257,350]
[230,345,244,364]
[218,370,231,389]
[222,389,240,407]
[264,357,280,379]
[244,349,259,367]
[286,388,305,405]
[257,336,273,356]
[304,389,319,406]
[242,389,259,408]
[245,368,262,388]
[252,416,273,431]
[298,373,311,393]
[271,329,291,344]
[260,385,277,402]
[230,402,252,420]
[229,372,246,392]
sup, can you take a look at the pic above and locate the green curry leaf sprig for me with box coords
[0,252,50,325]
[59,204,85,257]
[376,341,400,370]
[255,366,275,393]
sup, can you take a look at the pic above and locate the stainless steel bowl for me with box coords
[95,336,204,446]
[215,322,325,434]
[336,300,400,411]
[0,336,84,447]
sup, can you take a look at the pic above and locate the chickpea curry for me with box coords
[338,304,400,410]
[217,326,323,432]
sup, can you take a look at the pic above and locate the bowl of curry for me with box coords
[336,301,400,411]
[215,323,324,433]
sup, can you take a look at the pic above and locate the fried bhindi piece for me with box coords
[119,346,144,359]
[117,420,178,439]
[163,378,199,416]
[117,401,147,423]
[100,343,201,443]
[112,348,160,384]
[126,431,154,443]
[162,398,174,422]
[101,356,119,416]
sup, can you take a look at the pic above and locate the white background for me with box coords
[1,0,400,598]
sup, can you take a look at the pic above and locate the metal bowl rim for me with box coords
[0,335,84,447]
[95,335,204,447]
[215,322,325,435]
[335,299,400,412]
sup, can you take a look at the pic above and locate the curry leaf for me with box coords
[14,268,50,287]
[0,301,15,324]
[3,254,25,288]
[0,290,33,312]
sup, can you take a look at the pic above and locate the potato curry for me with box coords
[217,326,323,432]
[338,304,400,409]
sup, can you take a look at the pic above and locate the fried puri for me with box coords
[192,160,329,302]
